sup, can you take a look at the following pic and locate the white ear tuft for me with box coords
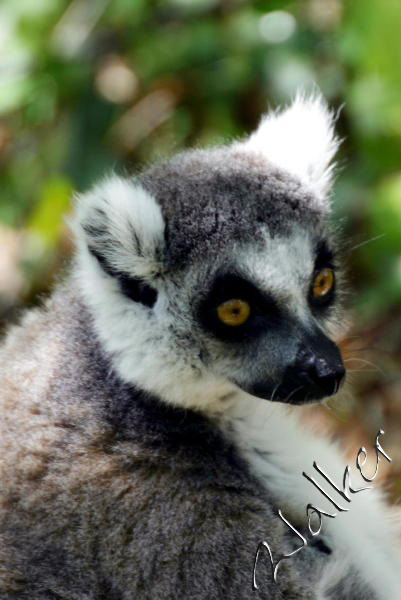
[70,176,165,279]
[242,91,341,198]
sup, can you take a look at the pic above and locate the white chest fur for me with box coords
[222,396,401,599]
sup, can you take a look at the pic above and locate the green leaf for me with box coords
[27,176,73,245]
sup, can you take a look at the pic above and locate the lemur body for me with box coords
[0,95,400,599]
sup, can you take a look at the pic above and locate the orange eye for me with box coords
[312,268,334,299]
[217,299,250,326]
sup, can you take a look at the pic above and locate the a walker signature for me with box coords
[252,429,392,590]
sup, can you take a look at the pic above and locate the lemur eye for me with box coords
[217,299,250,326]
[312,268,334,299]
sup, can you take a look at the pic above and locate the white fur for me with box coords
[74,249,235,411]
[71,176,165,279]
[224,397,401,598]
[238,227,315,327]
[240,92,340,200]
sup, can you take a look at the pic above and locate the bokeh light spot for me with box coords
[259,11,296,44]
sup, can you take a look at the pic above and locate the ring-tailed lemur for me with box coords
[0,93,400,599]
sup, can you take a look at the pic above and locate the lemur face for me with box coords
[188,230,345,405]
[72,94,346,412]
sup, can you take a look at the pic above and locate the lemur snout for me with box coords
[249,331,345,404]
[285,345,345,401]
[280,333,345,404]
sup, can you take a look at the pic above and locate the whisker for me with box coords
[350,233,386,252]
[343,357,385,375]
[324,389,355,418]
[342,347,385,354]
[270,382,280,403]
[345,369,379,373]
[284,386,303,403]
[321,397,333,411]
[340,335,362,341]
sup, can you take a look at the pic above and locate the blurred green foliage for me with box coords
[0,1,400,476]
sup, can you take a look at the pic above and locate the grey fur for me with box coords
[140,148,321,268]
[0,285,320,599]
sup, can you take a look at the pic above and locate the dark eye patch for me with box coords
[314,239,335,270]
[198,272,282,342]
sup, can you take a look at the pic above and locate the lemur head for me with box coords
[72,93,346,413]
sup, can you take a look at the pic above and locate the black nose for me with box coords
[291,345,345,398]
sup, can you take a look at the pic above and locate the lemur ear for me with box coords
[70,177,165,305]
[241,92,341,200]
